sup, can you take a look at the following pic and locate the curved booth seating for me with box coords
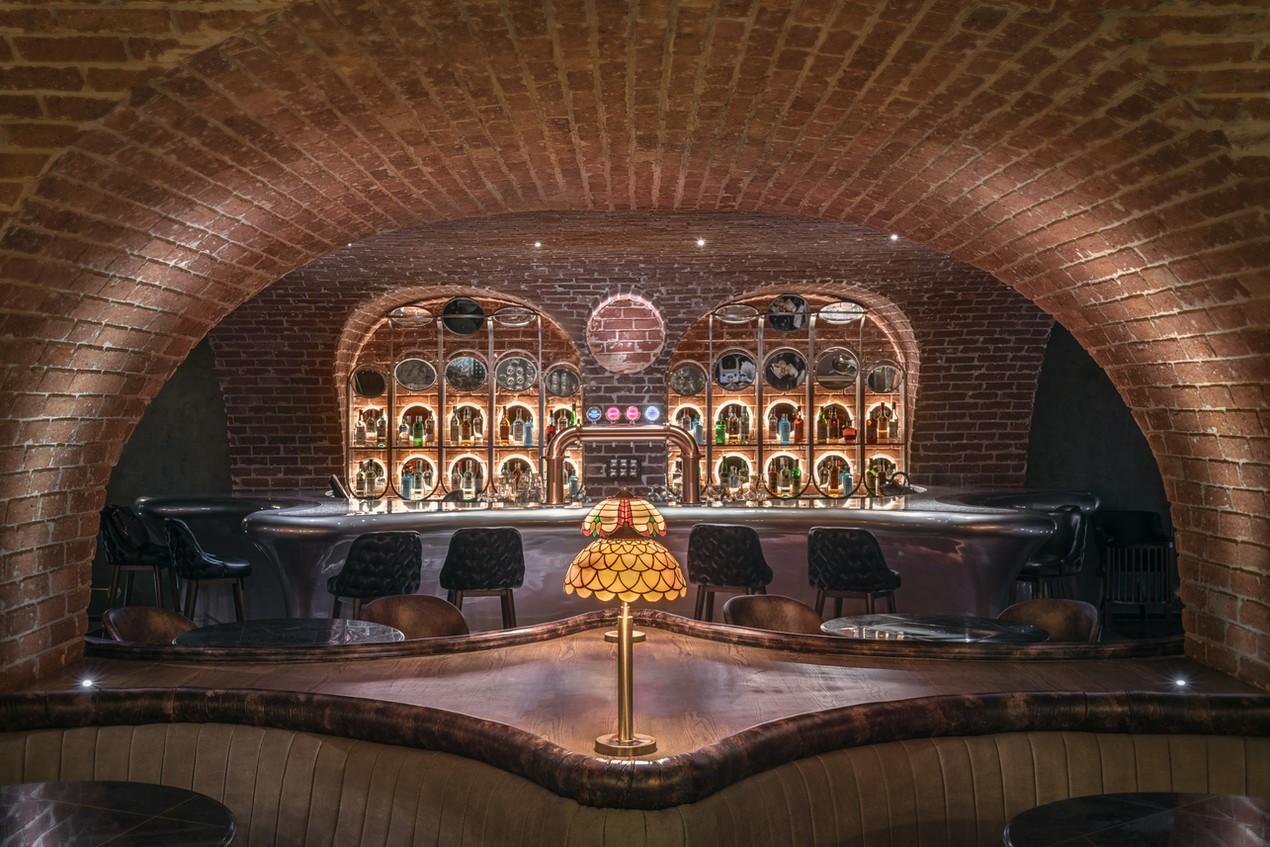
[327,532,424,619]
[807,526,901,616]
[361,595,469,638]
[687,524,774,621]
[1015,505,1088,600]
[439,528,525,629]
[999,599,1101,643]
[165,518,253,621]
[98,505,174,610]
[722,594,823,635]
[101,607,195,644]
[2,692,1266,847]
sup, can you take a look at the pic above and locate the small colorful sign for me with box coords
[624,405,640,422]
[586,406,602,424]
[643,405,661,422]
[605,406,622,422]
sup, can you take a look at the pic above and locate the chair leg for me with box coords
[232,579,246,621]
[331,597,341,619]
[151,566,164,609]
[351,598,362,619]
[704,589,716,622]
[108,567,121,608]
[814,590,825,616]
[833,596,843,618]
[185,581,200,620]
[693,585,706,620]
[756,585,766,595]
[864,593,874,614]
[886,591,896,613]
[123,572,136,606]
[500,590,516,628]
[168,571,180,613]
[453,591,463,610]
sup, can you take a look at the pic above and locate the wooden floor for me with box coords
[28,624,1254,757]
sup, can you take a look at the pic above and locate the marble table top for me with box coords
[174,617,404,648]
[0,781,235,846]
[1004,792,1270,846]
[822,613,1049,643]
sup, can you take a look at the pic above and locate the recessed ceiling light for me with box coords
[1174,678,1188,687]
[80,678,95,688]
[696,238,706,247]
[889,233,899,241]
[533,241,542,248]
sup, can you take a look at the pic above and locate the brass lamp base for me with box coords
[604,629,645,643]
[595,732,657,756]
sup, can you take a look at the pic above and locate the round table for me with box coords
[0,780,236,846]
[820,613,1048,643]
[1004,792,1270,846]
[174,617,404,648]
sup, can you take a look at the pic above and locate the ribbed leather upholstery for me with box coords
[722,594,823,635]
[102,607,195,644]
[99,505,169,569]
[687,524,772,588]
[439,528,525,592]
[166,519,252,581]
[807,527,900,592]
[2,726,1266,846]
[361,595,469,638]
[328,533,424,600]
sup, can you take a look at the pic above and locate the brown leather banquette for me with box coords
[2,690,1267,847]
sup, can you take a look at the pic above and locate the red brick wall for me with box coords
[1,0,1266,690]
[209,213,1053,495]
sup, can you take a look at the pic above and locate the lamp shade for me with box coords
[564,527,686,603]
[582,488,667,538]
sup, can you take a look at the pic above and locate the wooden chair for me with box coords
[361,595,469,639]
[997,599,1100,643]
[722,595,824,635]
[102,606,195,644]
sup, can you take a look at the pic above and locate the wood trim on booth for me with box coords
[3,688,1266,809]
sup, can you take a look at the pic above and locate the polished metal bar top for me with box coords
[822,613,1049,643]
[1004,793,1270,847]
[173,618,404,649]
[0,781,236,847]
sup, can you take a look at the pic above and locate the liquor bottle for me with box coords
[472,410,483,442]
[499,409,512,443]
[522,415,533,448]
[727,466,740,492]
[739,408,750,444]
[790,459,802,495]
[546,420,557,444]
[778,458,791,495]
[843,413,857,441]
[374,415,386,447]
[567,471,580,501]
[398,417,410,445]
[889,402,900,441]
[411,416,424,447]
[461,408,473,443]
[355,466,367,496]
[714,417,726,445]
[568,404,578,427]
[866,416,877,444]
[768,461,779,493]
[424,414,435,444]
[839,465,853,495]
[461,461,476,499]
[401,467,414,500]
[876,407,889,441]
[793,408,805,443]
[816,407,827,443]
[354,416,366,446]
[449,409,461,443]
[827,407,840,442]
[726,408,740,443]
[414,466,426,500]
[767,410,778,441]
[693,418,704,445]
[511,410,525,444]
[778,413,791,445]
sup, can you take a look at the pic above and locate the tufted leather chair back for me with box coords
[166,518,218,580]
[723,595,823,635]
[361,595,469,638]
[1032,505,1089,576]
[439,528,525,592]
[807,527,899,592]
[686,524,773,588]
[998,599,1100,643]
[99,505,165,567]
[330,533,423,600]
[102,606,195,644]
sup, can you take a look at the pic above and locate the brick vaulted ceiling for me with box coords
[0,0,1267,686]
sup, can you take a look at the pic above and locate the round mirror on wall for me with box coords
[766,294,809,332]
[714,303,759,324]
[545,365,581,397]
[818,301,866,324]
[495,355,538,391]
[493,306,536,327]
[445,354,488,392]
[389,305,432,327]
[764,349,807,391]
[866,362,902,393]
[441,297,486,335]
[394,358,437,392]
[669,362,708,395]
[713,351,756,391]
[351,369,387,398]
[815,348,859,390]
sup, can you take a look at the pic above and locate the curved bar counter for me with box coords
[183,488,1080,625]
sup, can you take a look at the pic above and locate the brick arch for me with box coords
[1,0,1265,687]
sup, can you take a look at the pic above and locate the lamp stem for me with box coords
[616,600,634,741]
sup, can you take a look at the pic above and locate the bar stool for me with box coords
[687,524,773,622]
[439,528,524,628]
[165,518,252,621]
[807,527,900,616]
[98,505,175,610]
[1015,505,1088,600]
[328,532,423,619]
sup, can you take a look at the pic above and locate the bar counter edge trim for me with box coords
[83,609,1185,662]
[3,688,1266,809]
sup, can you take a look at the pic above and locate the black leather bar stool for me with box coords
[1015,505,1088,601]
[328,532,423,619]
[439,528,525,628]
[807,527,901,616]
[98,505,175,610]
[165,518,252,621]
[687,524,773,622]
